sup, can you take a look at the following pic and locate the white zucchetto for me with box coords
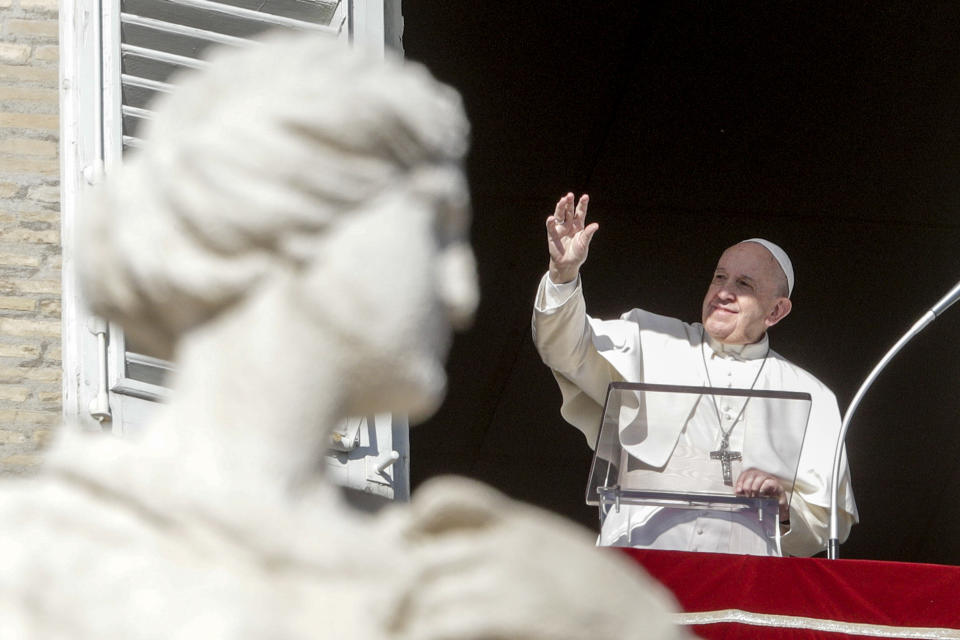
[741,238,794,297]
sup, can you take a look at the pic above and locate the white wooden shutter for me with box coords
[61,0,409,501]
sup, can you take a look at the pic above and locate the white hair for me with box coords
[79,34,469,358]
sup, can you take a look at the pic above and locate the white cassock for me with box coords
[532,273,858,557]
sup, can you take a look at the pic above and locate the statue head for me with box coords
[80,34,477,421]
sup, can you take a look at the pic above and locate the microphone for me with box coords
[828,279,960,559]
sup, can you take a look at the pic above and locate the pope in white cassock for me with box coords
[532,192,858,557]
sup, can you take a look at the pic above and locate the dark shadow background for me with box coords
[402,1,960,564]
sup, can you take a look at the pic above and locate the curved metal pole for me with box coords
[828,280,960,559]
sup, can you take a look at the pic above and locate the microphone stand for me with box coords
[828,280,960,559]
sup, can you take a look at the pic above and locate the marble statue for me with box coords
[0,34,690,638]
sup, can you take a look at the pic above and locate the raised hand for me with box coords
[546,192,599,284]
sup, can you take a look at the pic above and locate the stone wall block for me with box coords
[0,86,60,107]
[0,226,60,244]
[0,137,58,157]
[0,155,59,175]
[0,430,28,444]
[0,408,60,424]
[0,453,42,471]
[0,64,57,86]
[0,182,21,198]
[0,343,40,359]
[0,112,59,132]
[0,253,43,268]
[0,367,60,383]
[26,184,58,203]
[18,0,59,14]
[32,45,58,63]
[43,344,60,362]
[0,317,61,338]
[5,19,59,39]
[36,390,59,404]
[12,279,58,294]
[37,298,58,316]
[32,427,53,445]
[0,386,30,402]
[0,296,36,312]
[0,43,31,65]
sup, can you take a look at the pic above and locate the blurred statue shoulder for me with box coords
[384,475,689,639]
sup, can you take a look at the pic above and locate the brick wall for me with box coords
[0,0,61,473]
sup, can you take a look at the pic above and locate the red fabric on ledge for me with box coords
[621,549,960,639]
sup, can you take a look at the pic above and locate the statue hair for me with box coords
[79,34,469,359]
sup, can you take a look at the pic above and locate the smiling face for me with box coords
[700,242,792,345]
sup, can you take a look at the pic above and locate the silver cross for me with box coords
[710,434,741,486]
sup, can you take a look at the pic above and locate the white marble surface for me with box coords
[0,35,689,639]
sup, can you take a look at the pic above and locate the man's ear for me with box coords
[765,297,792,328]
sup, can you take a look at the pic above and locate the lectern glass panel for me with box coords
[586,382,812,556]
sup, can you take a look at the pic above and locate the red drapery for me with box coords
[622,549,960,639]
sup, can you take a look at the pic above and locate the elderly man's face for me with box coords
[700,242,791,345]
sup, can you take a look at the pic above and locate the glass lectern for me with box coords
[586,382,812,556]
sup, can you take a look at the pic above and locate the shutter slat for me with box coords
[122,135,146,149]
[121,104,155,120]
[121,43,210,69]
[121,73,175,94]
[121,12,256,47]
[163,0,340,33]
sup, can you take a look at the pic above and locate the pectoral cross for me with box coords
[710,434,741,486]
